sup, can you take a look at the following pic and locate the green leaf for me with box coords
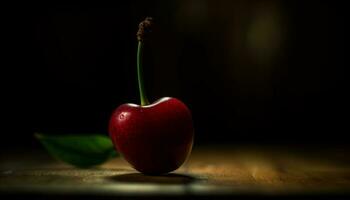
[35,133,117,168]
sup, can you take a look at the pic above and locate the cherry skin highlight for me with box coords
[109,97,194,175]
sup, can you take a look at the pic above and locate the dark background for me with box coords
[3,0,348,149]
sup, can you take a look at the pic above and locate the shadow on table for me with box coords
[108,173,198,185]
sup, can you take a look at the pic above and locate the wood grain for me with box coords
[1,145,350,197]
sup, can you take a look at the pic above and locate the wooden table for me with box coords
[1,145,350,199]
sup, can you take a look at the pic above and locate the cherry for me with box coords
[109,17,194,174]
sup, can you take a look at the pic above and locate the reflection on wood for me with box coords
[1,146,350,197]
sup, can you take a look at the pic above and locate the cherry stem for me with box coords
[137,41,149,106]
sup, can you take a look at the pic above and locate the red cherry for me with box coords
[109,18,194,174]
[109,97,194,175]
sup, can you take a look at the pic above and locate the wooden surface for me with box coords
[1,145,350,198]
